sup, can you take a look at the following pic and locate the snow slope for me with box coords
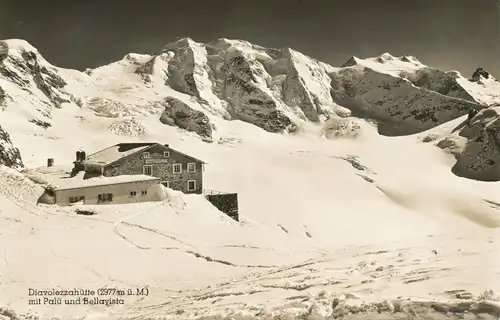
[0,39,499,320]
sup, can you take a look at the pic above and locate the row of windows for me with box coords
[68,181,196,204]
[69,196,85,204]
[98,193,113,202]
[162,180,196,191]
[129,190,148,196]
[143,151,169,158]
[143,163,195,175]
[69,190,150,203]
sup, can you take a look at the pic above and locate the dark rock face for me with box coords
[0,58,29,88]
[281,49,335,122]
[0,125,23,169]
[28,119,51,129]
[0,41,8,63]
[135,56,156,83]
[221,50,298,133]
[159,97,214,141]
[20,50,69,108]
[407,68,476,101]
[437,107,500,181]
[471,67,490,82]
[163,40,201,97]
[223,54,259,96]
[0,41,70,118]
[135,56,156,75]
[0,85,6,110]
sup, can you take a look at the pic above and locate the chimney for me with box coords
[47,158,54,167]
[76,151,81,162]
[81,151,86,160]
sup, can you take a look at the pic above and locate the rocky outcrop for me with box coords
[20,50,69,108]
[159,97,214,141]
[107,117,147,136]
[0,125,23,169]
[0,41,69,108]
[321,116,361,139]
[405,68,475,101]
[134,56,157,75]
[0,40,79,125]
[0,85,6,110]
[162,38,226,117]
[163,39,203,97]
[282,49,336,122]
[86,97,163,117]
[0,41,8,61]
[439,107,500,181]
[221,50,298,133]
[471,67,491,82]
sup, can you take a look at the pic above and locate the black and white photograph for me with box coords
[0,1,499,319]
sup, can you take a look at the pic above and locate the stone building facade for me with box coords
[76,143,204,194]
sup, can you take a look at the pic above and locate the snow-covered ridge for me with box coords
[341,52,426,76]
[1,37,499,143]
[343,52,500,107]
[0,40,78,122]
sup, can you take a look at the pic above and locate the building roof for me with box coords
[83,142,205,166]
[84,143,161,165]
[46,171,160,191]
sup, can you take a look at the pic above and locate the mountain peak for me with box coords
[0,39,41,61]
[162,37,198,51]
[401,55,422,64]
[471,67,493,82]
[376,52,395,62]
[341,56,362,67]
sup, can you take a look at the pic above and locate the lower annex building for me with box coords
[38,142,205,206]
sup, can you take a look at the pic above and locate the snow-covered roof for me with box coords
[84,142,206,165]
[84,142,162,165]
[46,172,160,191]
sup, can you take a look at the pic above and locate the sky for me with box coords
[0,0,499,77]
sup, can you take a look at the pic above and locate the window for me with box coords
[141,190,148,195]
[143,165,153,175]
[187,163,196,172]
[143,152,151,159]
[161,181,170,188]
[163,151,170,158]
[130,191,137,196]
[69,196,85,204]
[187,180,196,191]
[173,163,182,174]
[97,193,113,203]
